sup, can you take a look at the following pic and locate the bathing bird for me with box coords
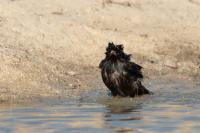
[99,42,151,97]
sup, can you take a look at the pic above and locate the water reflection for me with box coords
[104,105,141,132]
[0,80,199,133]
[99,97,145,133]
[106,105,140,114]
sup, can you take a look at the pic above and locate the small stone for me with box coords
[148,59,155,64]
[66,71,77,76]
[164,56,178,69]
[140,34,148,38]
[68,84,73,87]
[55,90,60,95]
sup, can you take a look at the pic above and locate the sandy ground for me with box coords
[0,0,200,103]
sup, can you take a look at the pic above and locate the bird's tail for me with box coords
[140,84,153,95]
[131,80,152,96]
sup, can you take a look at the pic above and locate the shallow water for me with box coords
[0,80,200,133]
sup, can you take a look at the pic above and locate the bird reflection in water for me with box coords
[103,100,143,132]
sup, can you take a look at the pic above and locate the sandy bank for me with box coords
[0,0,199,103]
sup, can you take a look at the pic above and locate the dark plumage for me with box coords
[99,42,151,97]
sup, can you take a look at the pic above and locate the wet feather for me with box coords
[99,42,151,97]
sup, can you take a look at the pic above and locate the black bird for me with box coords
[99,42,151,97]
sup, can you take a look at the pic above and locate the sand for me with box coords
[0,0,200,103]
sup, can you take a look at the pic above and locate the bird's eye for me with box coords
[116,45,124,51]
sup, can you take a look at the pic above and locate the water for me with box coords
[0,80,200,133]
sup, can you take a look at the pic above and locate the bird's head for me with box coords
[105,42,131,61]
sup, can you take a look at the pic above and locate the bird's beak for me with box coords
[110,50,116,55]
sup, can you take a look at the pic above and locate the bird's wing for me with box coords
[99,59,106,68]
[124,62,143,78]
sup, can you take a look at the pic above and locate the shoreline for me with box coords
[0,63,199,104]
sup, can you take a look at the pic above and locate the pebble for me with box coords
[66,71,77,76]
